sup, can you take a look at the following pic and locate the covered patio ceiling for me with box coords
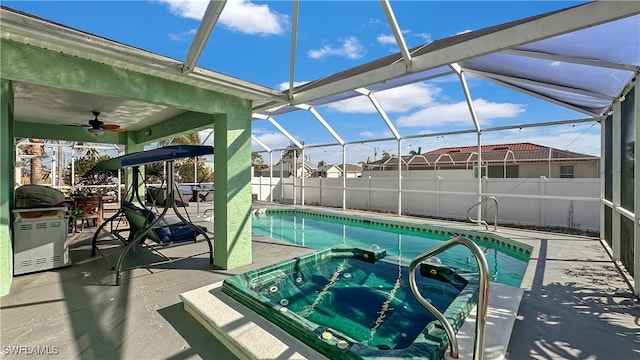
[0,1,638,143]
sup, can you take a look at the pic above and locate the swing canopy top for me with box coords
[95,145,214,170]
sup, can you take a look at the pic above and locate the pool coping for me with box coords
[181,280,523,360]
[181,281,328,360]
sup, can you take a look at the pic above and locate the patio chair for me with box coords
[73,195,103,232]
[121,201,207,244]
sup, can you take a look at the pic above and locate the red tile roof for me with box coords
[426,142,545,154]
[365,142,598,168]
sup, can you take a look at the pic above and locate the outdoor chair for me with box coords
[73,195,103,232]
[121,201,207,244]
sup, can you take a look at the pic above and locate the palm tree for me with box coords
[22,138,46,185]
[74,141,101,162]
[317,160,326,177]
[409,146,422,156]
[357,156,372,167]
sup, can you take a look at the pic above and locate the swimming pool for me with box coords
[252,209,532,287]
[222,246,480,360]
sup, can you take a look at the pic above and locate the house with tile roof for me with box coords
[363,142,600,178]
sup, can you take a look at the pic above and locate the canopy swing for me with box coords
[91,145,214,286]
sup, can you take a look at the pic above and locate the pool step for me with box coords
[180,281,328,360]
[181,281,523,360]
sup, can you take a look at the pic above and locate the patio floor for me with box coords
[1,202,638,359]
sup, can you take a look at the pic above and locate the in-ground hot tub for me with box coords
[222,246,479,360]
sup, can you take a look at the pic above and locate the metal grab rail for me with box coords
[408,236,490,360]
[466,196,498,231]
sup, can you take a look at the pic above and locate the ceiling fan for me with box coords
[68,111,125,135]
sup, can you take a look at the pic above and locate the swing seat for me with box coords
[122,201,207,244]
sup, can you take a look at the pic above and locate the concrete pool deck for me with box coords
[1,202,638,359]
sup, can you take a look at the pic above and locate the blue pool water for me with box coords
[252,210,531,287]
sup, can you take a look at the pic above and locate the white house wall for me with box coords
[517,161,600,178]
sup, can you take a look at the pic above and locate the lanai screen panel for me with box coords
[516,14,640,66]
[461,53,636,115]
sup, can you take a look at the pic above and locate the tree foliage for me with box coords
[64,154,118,195]
[252,151,268,176]
[153,132,214,184]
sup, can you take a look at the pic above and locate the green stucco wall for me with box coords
[1,80,15,295]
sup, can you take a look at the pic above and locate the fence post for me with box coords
[319,177,323,206]
[368,176,371,210]
[539,176,546,227]
[436,176,441,217]
[481,176,488,221]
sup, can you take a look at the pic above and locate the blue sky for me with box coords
[5,0,600,165]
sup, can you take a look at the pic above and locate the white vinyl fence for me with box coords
[252,175,601,231]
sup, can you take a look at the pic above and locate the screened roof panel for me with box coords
[276,7,638,121]
[516,15,640,66]
[495,77,626,116]
[461,53,634,98]
[364,67,455,92]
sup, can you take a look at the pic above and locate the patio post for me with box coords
[214,107,253,269]
[124,134,144,205]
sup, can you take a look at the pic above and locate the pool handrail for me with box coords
[467,196,499,231]
[408,236,490,360]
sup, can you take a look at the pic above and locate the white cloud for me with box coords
[377,34,396,45]
[414,32,432,43]
[159,0,287,35]
[377,30,432,48]
[251,130,291,151]
[359,130,394,139]
[276,81,310,91]
[168,29,197,41]
[308,36,365,60]
[396,98,525,128]
[326,83,440,114]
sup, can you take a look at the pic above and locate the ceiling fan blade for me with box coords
[102,124,126,132]
[64,123,90,128]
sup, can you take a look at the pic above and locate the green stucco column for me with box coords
[213,109,253,269]
[124,134,144,204]
[0,80,15,296]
